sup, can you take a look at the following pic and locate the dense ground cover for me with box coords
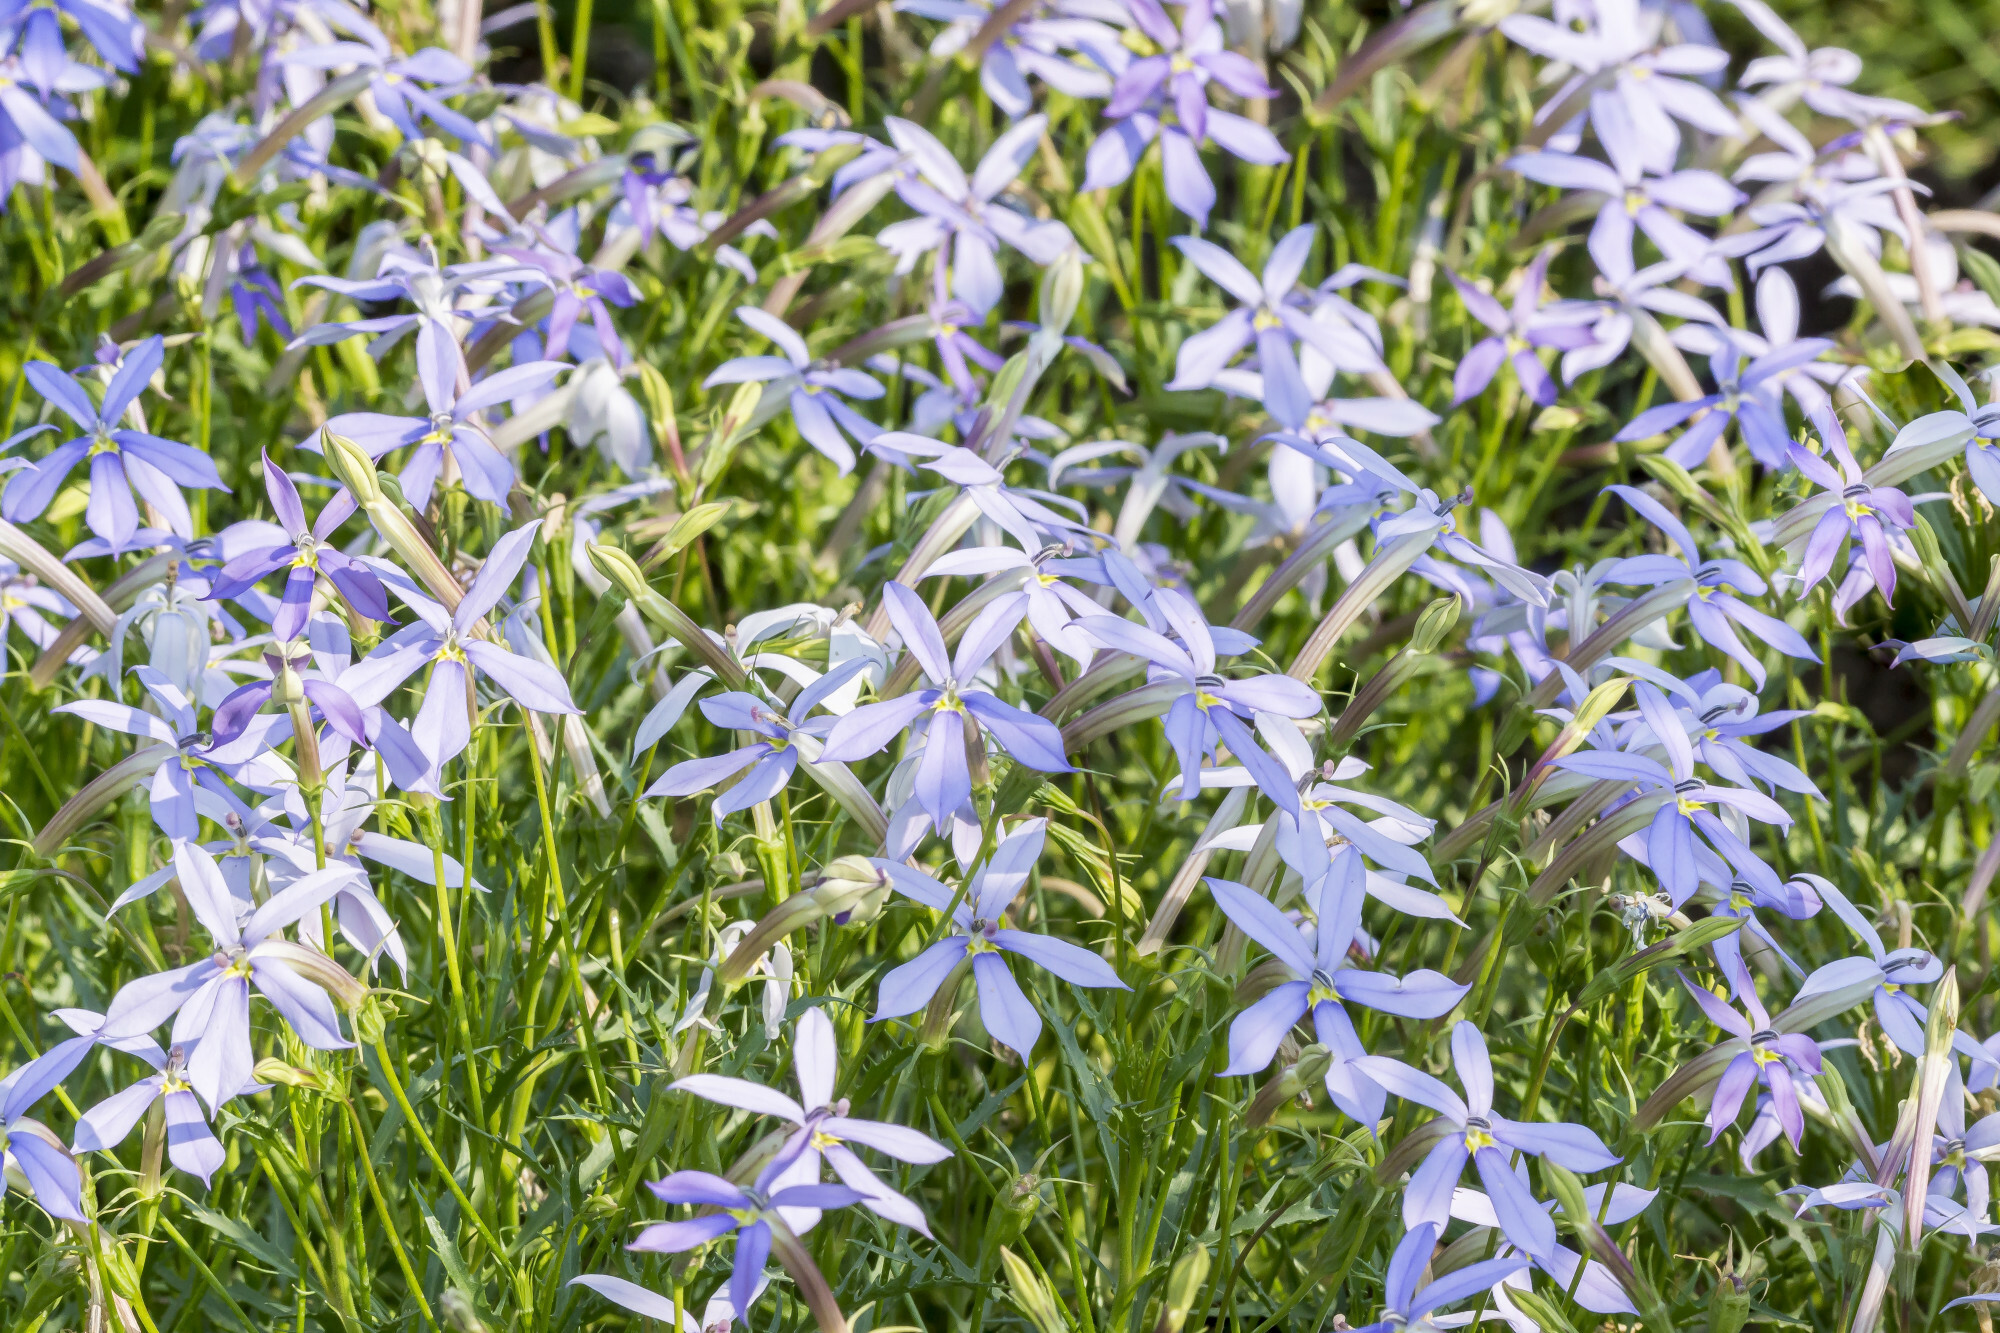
[2,0,2000,1329]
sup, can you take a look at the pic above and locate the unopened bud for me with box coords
[253,1058,326,1091]
[810,856,891,925]
[1039,248,1084,337]
[1541,1158,1590,1230]
[586,542,651,606]
[921,957,974,1050]
[353,993,391,1044]
[321,431,383,507]
[998,1247,1064,1333]
[1154,1246,1211,1333]
[257,940,370,1010]
[1409,595,1461,654]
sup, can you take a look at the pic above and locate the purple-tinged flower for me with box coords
[0,557,75,656]
[0,1095,83,1222]
[1555,682,1793,904]
[1561,246,1721,386]
[339,525,581,770]
[922,544,1111,672]
[283,39,481,147]
[615,134,764,273]
[205,452,389,641]
[1447,1183,1657,1323]
[871,433,1094,552]
[1680,965,1822,1151]
[630,1161,864,1328]
[95,842,362,1111]
[1,0,143,73]
[1509,152,1742,286]
[2,1007,164,1129]
[1207,858,1466,1127]
[870,819,1127,1057]
[1731,0,1870,120]
[1499,0,1738,181]
[1072,587,1320,803]
[0,37,109,202]
[1615,668,1820,800]
[1356,1023,1621,1260]
[2,337,229,546]
[54,665,275,843]
[1674,269,1848,419]
[495,227,639,366]
[226,243,293,344]
[1081,0,1286,228]
[875,115,1077,317]
[1193,716,1441,897]
[1447,253,1598,407]
[1789,407,1914,603]
[1351,1223,1528,1333]
[672,1008,951,1233]
[1889,361,2000,508]
[211,635,371,754]
[73,1039,229,1188]
[646,659,869,821]
[705,307,882,475]
[820,583,1071,832]
[571,1274,764,1333]
[1920,1064,2000,1228]
[1793,874,1958,1060]
[1600,485,1817,688]
[1166,227,1385,429]
[893,0,1121,119]
[317,360,564,510]
[1617,339,1832,470]
[292,247,530,401]
[1734,105,1904,275]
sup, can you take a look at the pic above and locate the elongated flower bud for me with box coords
[999,1247,1063,1333]
[321,430,383,508]
[1408,594,1461,654]
[257,940,370,1011]
[1039,247,1083,339]
[253,1058,328,1091]
[810,856,890,925]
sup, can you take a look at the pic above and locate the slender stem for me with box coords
[370,1035,510,1260]
[344,1097,443,1333]
[426,804,487,1131]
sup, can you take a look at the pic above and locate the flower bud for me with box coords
[353,993,392,1044]
[1409,594,1461,654]
[321,431,383,507]
[257,940,371,1011]
[253,1058,327,1091]
[998,1247,1064,1333]
[1154,1246,1210,1333]
[586,541,650,605]
[1039,247,1083,338]
[810,856,891,926]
